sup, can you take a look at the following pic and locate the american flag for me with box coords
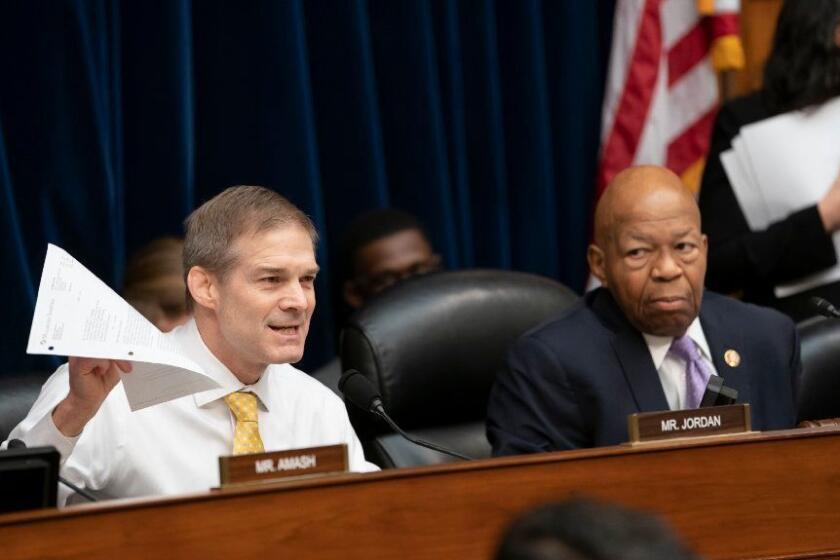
[596,0,744,197]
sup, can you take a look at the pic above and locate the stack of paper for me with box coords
[720,96,840,297]
[26,244,220,411]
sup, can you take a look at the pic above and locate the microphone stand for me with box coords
[370,405,473,461]
[339,369,474,461]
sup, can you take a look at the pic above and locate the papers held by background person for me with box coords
[26,244,219,410]
[720,96,840,298]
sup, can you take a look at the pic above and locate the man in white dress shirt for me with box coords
[487,166,799,455]
[6,186,376,501]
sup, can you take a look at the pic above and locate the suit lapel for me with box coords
[591,290,670,412]
[699,294,752,404]
[613,331,671,412]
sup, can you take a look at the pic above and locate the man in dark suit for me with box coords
[487,165,799,455]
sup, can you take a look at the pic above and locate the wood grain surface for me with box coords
[3,427,840,559]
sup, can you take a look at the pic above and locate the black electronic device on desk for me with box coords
[0,444,59,513]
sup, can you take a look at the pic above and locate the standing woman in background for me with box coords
[699,0,840,321]
[123,237,191,332]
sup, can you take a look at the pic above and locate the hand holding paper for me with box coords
[27,244,220,415]
[817,166,840,232]
[720,96,840,297]
[52,357,133,436]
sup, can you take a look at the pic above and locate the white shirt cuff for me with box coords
[24,408,80,465]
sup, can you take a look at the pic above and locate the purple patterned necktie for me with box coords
[669,335,714,409]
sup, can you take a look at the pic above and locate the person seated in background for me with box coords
[487,166,798,455]
[123,236,190,332]
[699,0,840,321]
[4,186,376,503]
[339,208,441,310]
[312,208,441,393]
[494,499,699,560]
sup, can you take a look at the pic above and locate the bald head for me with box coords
[588,165,707,337]
[594,166,700,248]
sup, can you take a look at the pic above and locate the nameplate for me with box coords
[628,404,752,444]
[218,444,348,487]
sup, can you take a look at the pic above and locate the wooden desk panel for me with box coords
[3,428,840,559]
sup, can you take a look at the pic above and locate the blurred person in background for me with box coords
[312,209,441,393]
[123,236,191,332]
[699,0,840,321]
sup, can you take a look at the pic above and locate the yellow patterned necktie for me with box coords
[224,391,265,455]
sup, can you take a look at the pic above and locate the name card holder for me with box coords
[218,444,348,488]
[628,404,752,444]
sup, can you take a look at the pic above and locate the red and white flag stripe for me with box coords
[596,0,742,198]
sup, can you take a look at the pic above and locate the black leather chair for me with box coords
[340,269,578,468]
[0,371,50,441]
[797,317,840,423]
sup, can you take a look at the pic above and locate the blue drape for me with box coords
[0,0,614,374]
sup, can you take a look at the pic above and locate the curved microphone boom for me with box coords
[811,297,840,318]
[338,370,473,461]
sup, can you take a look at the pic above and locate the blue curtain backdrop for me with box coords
[0,0,614,375]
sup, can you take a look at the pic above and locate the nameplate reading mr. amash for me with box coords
[219,444,348,487]
[628,404,752,444]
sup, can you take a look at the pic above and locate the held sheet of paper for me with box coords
[720,96,840,297]
[27,244,220,411]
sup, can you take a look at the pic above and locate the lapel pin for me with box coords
[724,349,741,368]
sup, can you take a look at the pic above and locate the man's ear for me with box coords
[343,280,364,310]
[187,266,218,310]
[835,23,840,48]
[587,244,608,288]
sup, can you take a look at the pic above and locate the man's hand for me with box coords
[52,357,133,437]
[817,167,840,232]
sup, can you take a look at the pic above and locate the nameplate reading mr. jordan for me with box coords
[628,404,752,444]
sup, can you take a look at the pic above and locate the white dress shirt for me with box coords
[642,317,719,410]
[5,319,377,503]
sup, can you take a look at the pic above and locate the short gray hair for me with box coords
[183,185,318,307]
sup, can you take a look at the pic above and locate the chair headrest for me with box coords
[341,269,578,429]
[0,371,50,441]
[797,316,840,421]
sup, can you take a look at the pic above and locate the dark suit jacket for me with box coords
[698,90,840,320]
[486,288,800,456]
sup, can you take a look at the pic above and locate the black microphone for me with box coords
[338,369,473,461]
[7,439,97,502]
[339,369,386,416]
[811,296,840,318]
[700,376,738,407]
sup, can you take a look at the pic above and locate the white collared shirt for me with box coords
[6,319,378,503]
[642,317,719,411]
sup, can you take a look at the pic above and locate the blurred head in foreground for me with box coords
[495,499,700,560]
